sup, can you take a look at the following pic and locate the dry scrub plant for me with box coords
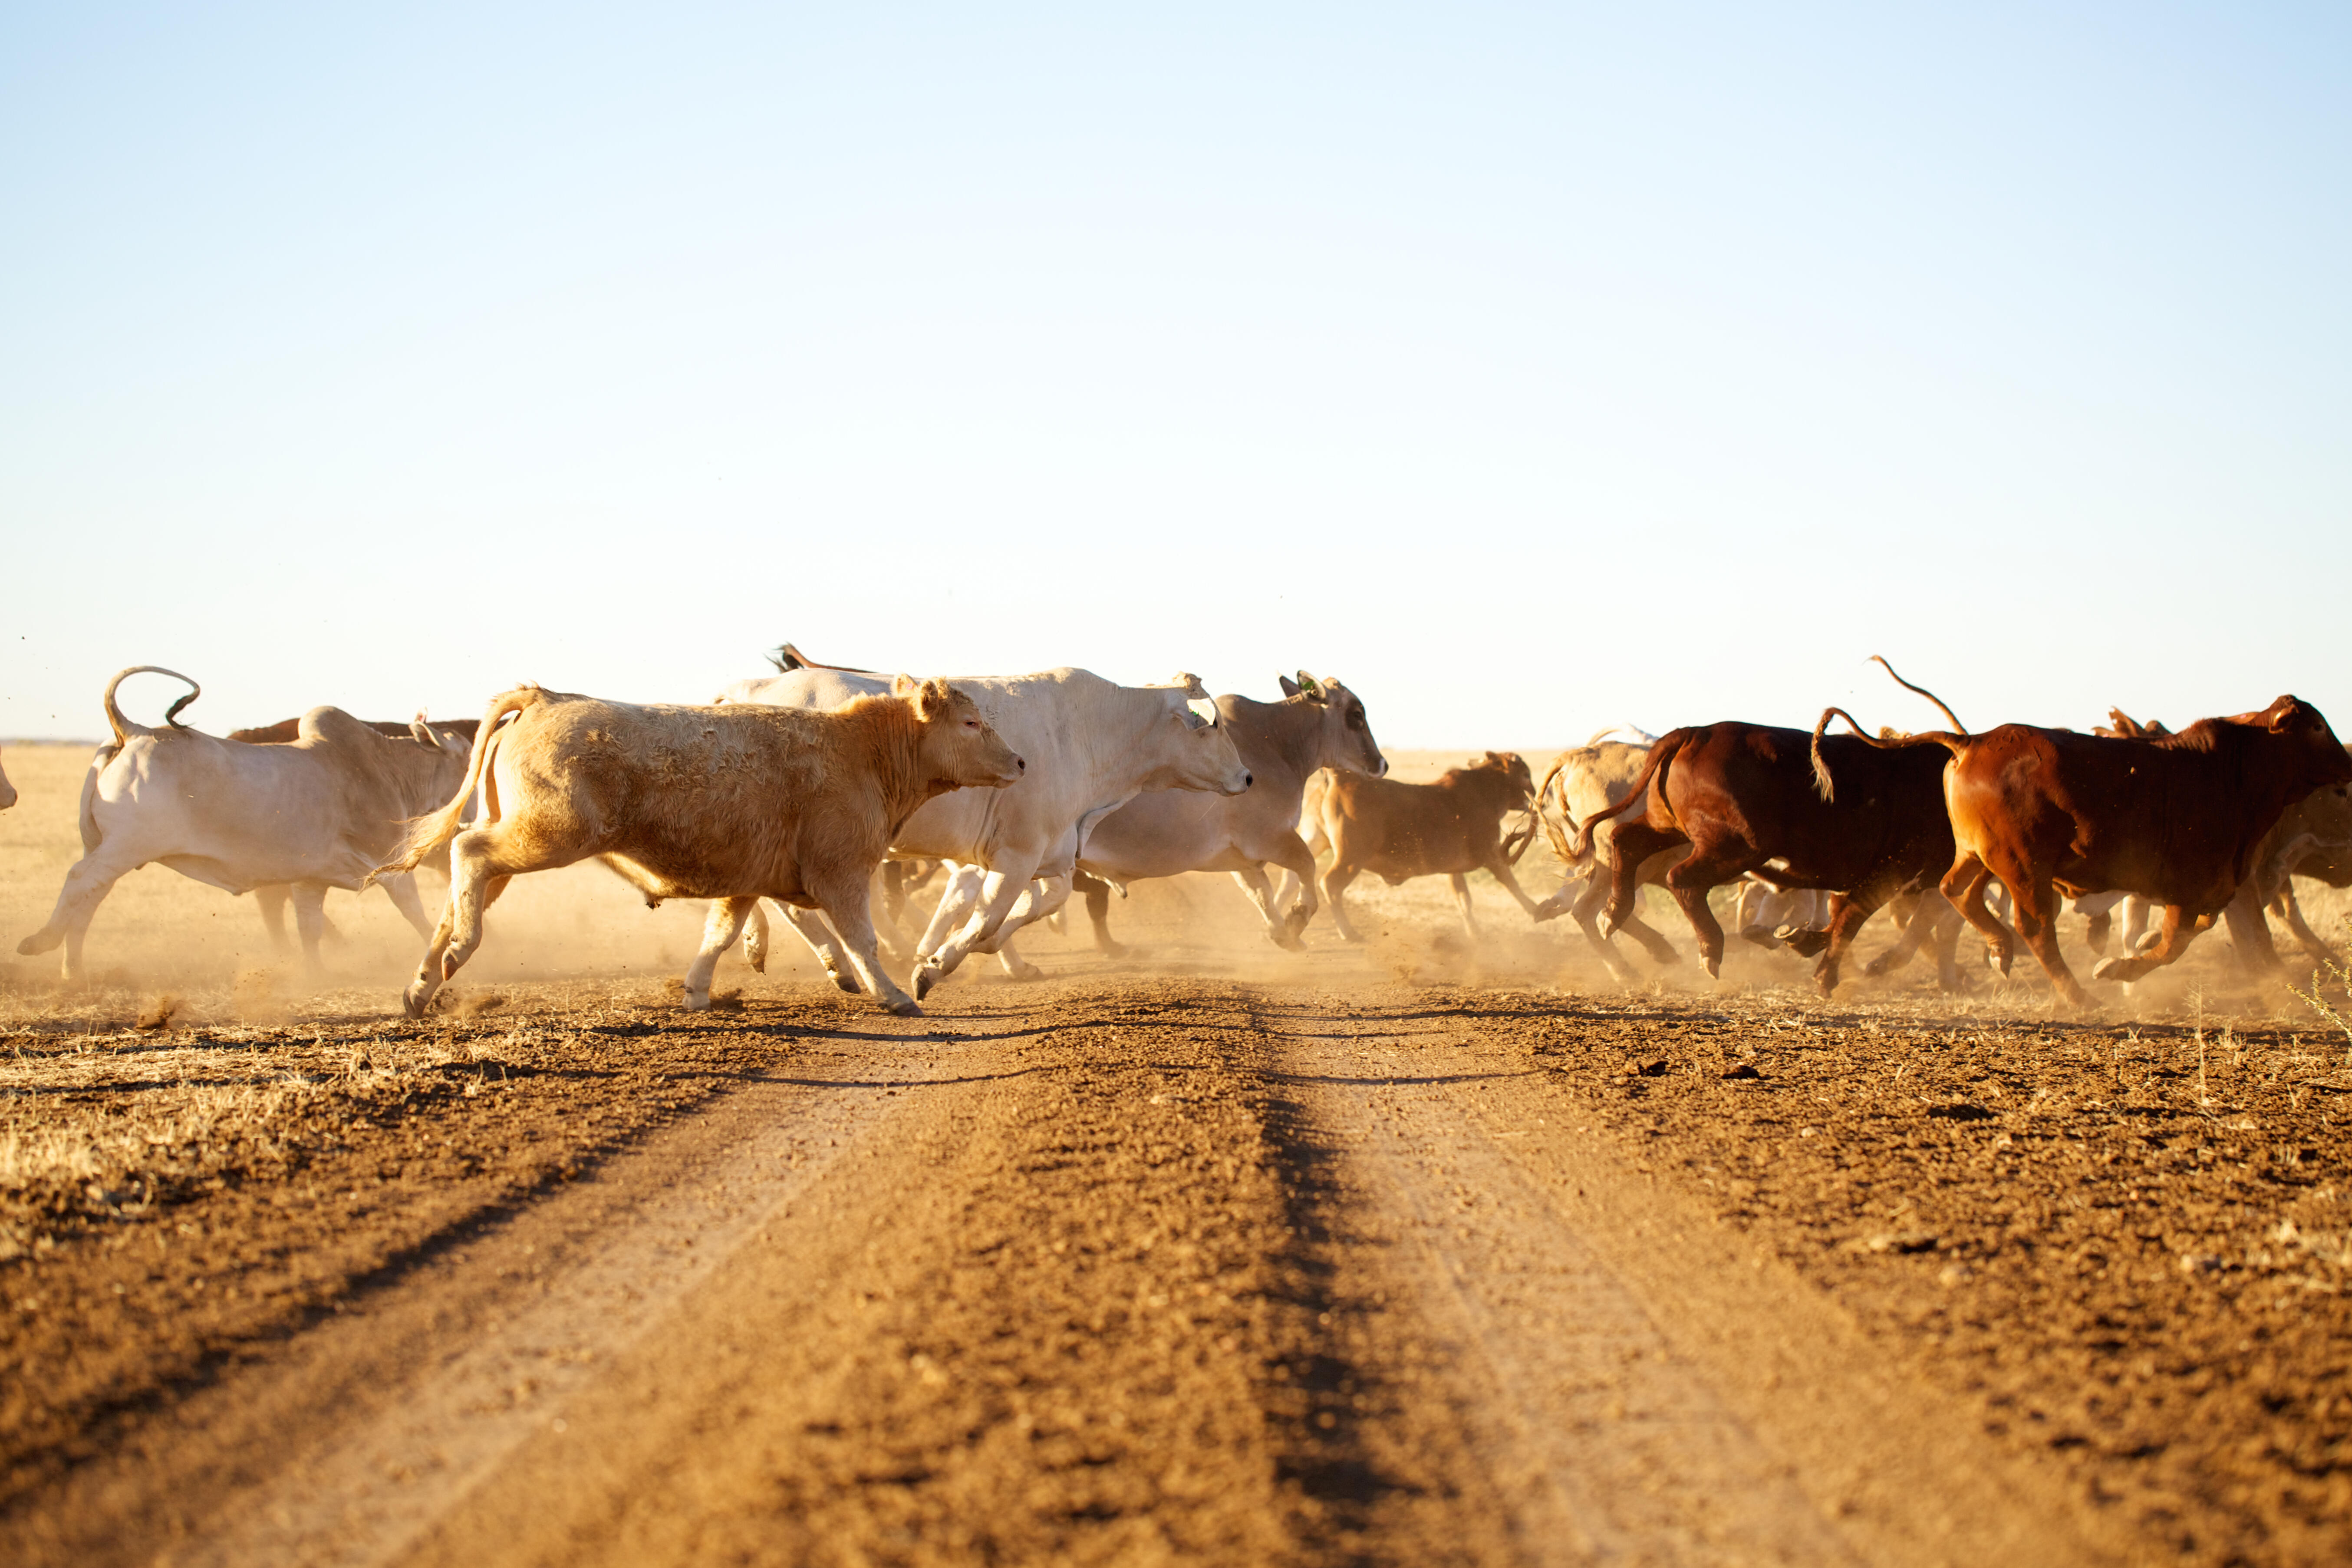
[2288,916,2352,1067]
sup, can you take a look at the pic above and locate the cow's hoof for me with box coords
[1003,960,1044,983]
[681,989,712,1012]
[1532,902,1564,924]
[16,931,56,956]
[2091,957,2129,983]
[1100,941,1133,960]
[914,964,940,1001]
[1736,926,1779,950]
[824,965,861,996]
[745,945,768,975]
[885,996,923,1018]
[1702,954,1722,979]
[1779,926,1832,959]
[402,985,431,1019]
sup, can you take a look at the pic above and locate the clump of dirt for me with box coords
[131,995,178,1031]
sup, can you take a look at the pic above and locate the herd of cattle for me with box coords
[4,652,2349,1018]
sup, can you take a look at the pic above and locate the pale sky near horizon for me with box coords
[3,4,2347,748]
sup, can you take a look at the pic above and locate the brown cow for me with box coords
[1314,752,1542,941]
[379,679,1023,1018]
[1820,696,2352,1008]
[1569,718,1965,995]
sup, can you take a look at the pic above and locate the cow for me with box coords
[229,716,481,746]
[15,667,476,980]
[226,715,485,955]
[0,744,15,812]
[1818,695,2352,1008]
[717,665,1252,998]
[379,678,1024,1018]
[1527,730,1684,980]
[1568,716,1965,995]
[1313,752,1545,941]
[1049,671,1388,958]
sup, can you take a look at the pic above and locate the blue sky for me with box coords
[4,3,2346,746]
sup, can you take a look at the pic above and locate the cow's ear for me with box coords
[1296,671,1325,701]
[892,673,920,698]
[1483,750,1507,767]
[1278,675,1301,698]
[2270,697,2313,733]
[919,678,955,720]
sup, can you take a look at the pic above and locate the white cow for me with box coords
[718,666,1252,996]
[0,744,16,811]
[15,667,474,979]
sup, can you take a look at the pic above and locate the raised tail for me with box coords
[101,666,201,744]
[1568,729,1686,860]
[372,685,545,881]
[1870,655,1967,733]
[1531,756,1585,865]
[1811,707,1968,802]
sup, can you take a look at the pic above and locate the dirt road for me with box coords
[13,972,2254,1566]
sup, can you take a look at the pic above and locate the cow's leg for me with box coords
[1811,883,1898,997]
[256,885,295,955]
[915,863,989,963]
[1264,833,1320,946]
[918,857,1045,999]
[1940,856,2013,975]
[1074,872,1128,958]
[2118,896,2157,955]
[2093,904,2209,986]
[1930,896,1967,991]
[1480,854,1547,921]
[992,932,1045,982]
[1565,871,1641,982]
[801,871,922,1016]
[2219,879,2286,975]
[776,904,861,994]
[290,883,331,977]
[1598,822,1684,939]
[1862,888,1938,978]
[681,897,756,1010]
[981,874,1069,959]
[405,820,538,1016]
[742,900,771,972]
[1448,872,1482,937]
[1997,867,2088,1008]
[2278,883,2337,965]
[1661,840,1759,980]
[1322,858,1366,943]
[376,871,438,941]
[17,848,142,982]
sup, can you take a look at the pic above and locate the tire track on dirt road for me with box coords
[1248,987,2131,1567]
[6,1012,980,1568]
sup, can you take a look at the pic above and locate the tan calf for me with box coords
[1315,752,1543,941]
[380,678,1022,1017]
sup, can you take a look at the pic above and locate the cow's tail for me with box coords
[1568,729,1686,860]
[1531,755,1584,865]
[1811,708,1967,802]
[1870,655,1967,733]
[101,666,201,744]
[372,686,544,881]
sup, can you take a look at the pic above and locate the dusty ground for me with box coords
[4,741,2352,1565]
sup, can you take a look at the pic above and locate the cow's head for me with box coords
[1471,749,1538,805]
[1146,682,1252,796]
[2244,697,2352,795]
[895,675,1024,790]
[1278,671,1388,777]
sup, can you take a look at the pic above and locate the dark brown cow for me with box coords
[1314,753,1542,941]
[1569,721,1965,995]
[1820,696,2352,1008]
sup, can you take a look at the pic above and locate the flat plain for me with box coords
[4,741,2350,1566]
